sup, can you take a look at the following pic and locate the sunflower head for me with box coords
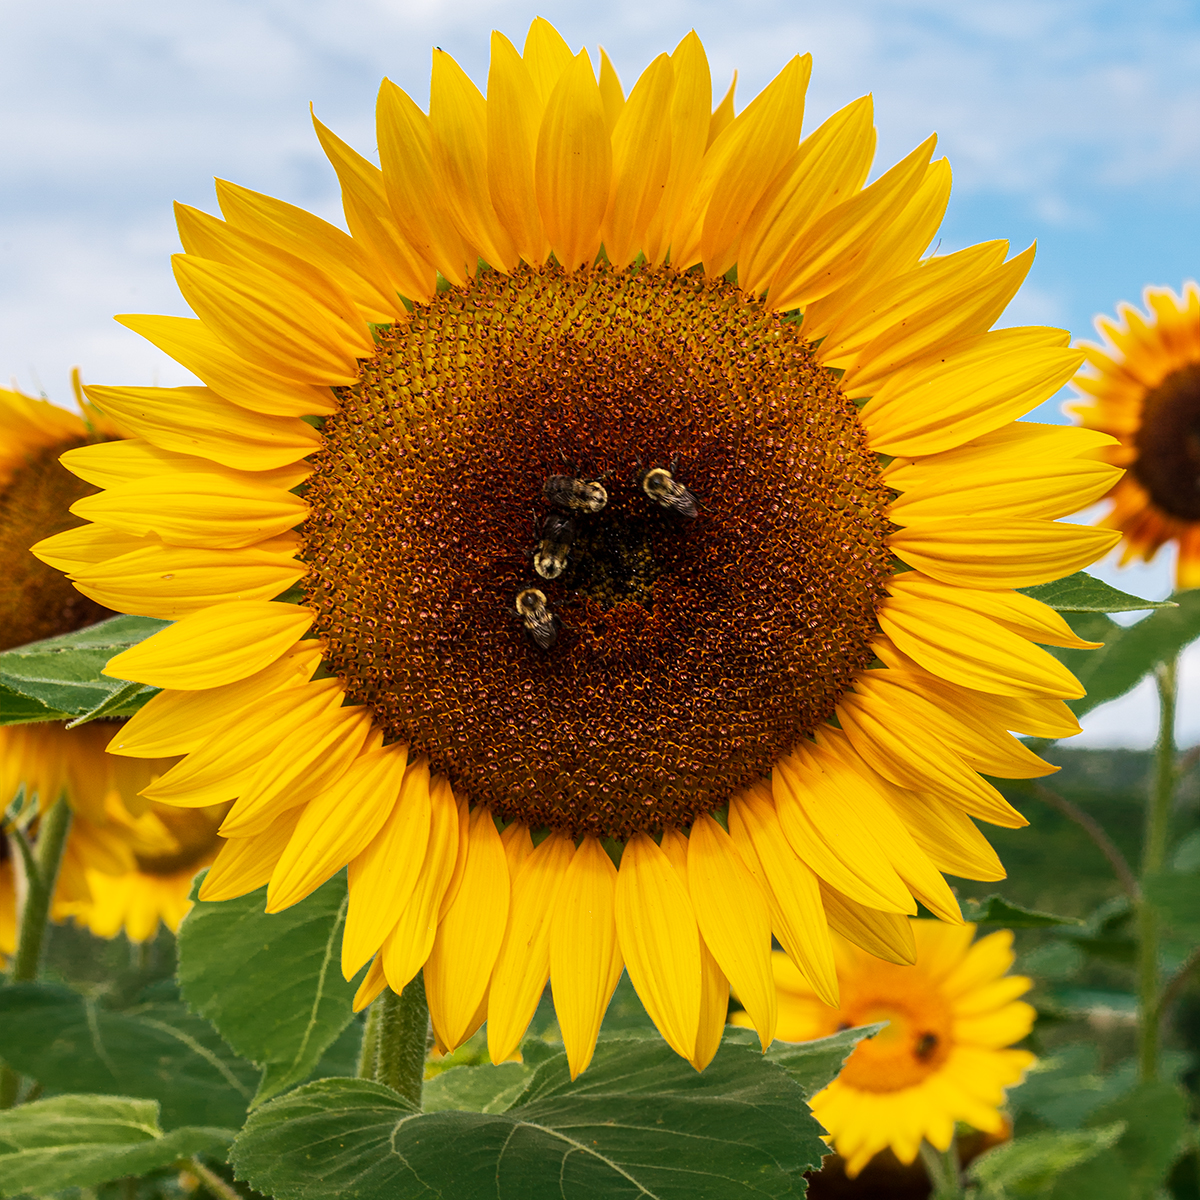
[747,919,1035,1177]
[1069,281,1200,588]
[35,20,1117,1077]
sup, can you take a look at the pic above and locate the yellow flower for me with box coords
[1068,282,1200,589]
[36,22,1116,1077]
[0,376,119,651]
[746,920,1035,1178]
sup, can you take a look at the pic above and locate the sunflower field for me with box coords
[2,20,1199,1200]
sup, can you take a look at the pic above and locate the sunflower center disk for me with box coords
[1132,362,1200,521]
[302,263,894,838]
[0,441,113,651]
[838,1000,953,1092]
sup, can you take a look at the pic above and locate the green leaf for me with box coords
[178,873,358,1106]
[967,1123,1125,1198]
[1047,1081,1189,1200]
[1007,1044,1134,1130]
[1019,572,1172,613]
[0,1094,233,1196]
[765,1024,885,1098]
[232,1038,827,1199]
[1051,591,1200,718]
[422,1063,534,1114]
[0,984,256,1129]
[962,895,1082,928]
[0,614,165,726]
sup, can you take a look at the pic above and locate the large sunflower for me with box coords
[742,920,1034,1177]
[36,22,1117,1077]
[1068,282,1200,589]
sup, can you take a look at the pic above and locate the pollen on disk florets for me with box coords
[0,440,113,651]
[301,261,893,838]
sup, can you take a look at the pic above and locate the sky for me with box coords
[3,0,1199,747]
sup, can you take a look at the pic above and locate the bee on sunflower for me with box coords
[34,21,1118,1077]
[1068,282,1200,589]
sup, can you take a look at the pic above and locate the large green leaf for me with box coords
[178,873,358,1106]
[1018,572,1171,613]
[0,1094,233,1196]
[1050,590,1200,718]
[967,1123,1125,1199]
[0,985,255,1129]
[962,895,1082,928]
[232,1038,829,1199]
[0,614,165,726]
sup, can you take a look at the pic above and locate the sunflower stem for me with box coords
[919,1136,963,1199]
[357,998,382,1079]
[374,974,430,1109]
[0,795,72,1108]
[1138,658,1177,1084]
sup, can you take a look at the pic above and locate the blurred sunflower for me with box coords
[1069,282,1200,588]
[37,21,1116,1077]
[743,920,1034,1178]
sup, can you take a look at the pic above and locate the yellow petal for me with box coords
[486,33,549,265]
[353,955,389,1012]
[858,327,1082,456]
[738,95,875,297]
[727,784,839,1007]
[521,17,574,107]
[343,758,433,977]
[106,641,321,758]
[380,775,460,992]
[103,600,313,690]
[535,50,611,272]
[65,536,306,622]
[70,470,308,550]
[500,821,534,878]
[312,112,437,303]
[487,830,575,1064]
[843,245,1037,391]
[642,32,712,266]
[687,813,776,1049]
[614,832,702,1061]
[117,314,337,418]
[376,79,472,286]
[215,177,404,324]
[31,522,149,573]
[83,384,318,473]
[708,72,736,147]
[876,781,1006,883]
[598,48,625,134]
[767,135,936,311]
[425,805,511,1050]
[819,883,917,965]
[601,53,673,269]
[890,517,1120,589]
[198,806,301,901]
[430,49,519,272]
[549,835,623,1079]
[173,254,367,384]
[265,741,406,911]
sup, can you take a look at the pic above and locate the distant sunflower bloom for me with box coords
[1068,282,1200,589]
[746,920,1034,1177]
[37,21,1117,1076]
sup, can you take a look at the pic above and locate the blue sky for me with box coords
[3,0,1199,744]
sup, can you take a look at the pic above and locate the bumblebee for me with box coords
[639,465,697,517]
[533,512,576,581]
[516,587,558,649]
[543,474,608,513]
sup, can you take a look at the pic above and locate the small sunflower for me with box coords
[744,920,1034,1178]
[1069,282,1200,588]
[36,22,1117,1076]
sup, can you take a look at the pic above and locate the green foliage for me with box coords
[968,1122,1126,1199]
[1142,870,1200,939]
[1050,590,1200,718]
[0,984,256,1129]
[231,1037,834,1199]
[962,895,1082,928]
[177,872,360,1106]
[1018,572,1172,613]
[0,1094,233,1196]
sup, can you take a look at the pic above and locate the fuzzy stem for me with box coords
[357,999,382,1079]
[0,796,72,1108]
[1138,659,1177,1083]
[373,974,429,1109]
[919,1136,963,1200]
[187,1157,243,1200]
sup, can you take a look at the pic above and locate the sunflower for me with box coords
[35,21,1118,1077]
[1068,282,1200,589]
[741,920,1035,1178]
